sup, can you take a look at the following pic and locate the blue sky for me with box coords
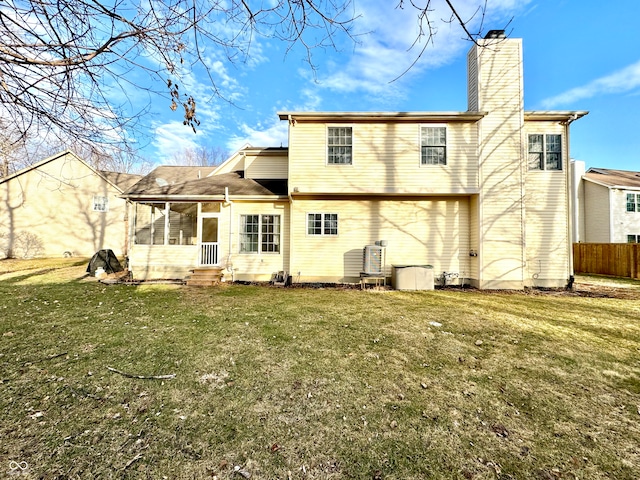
[144,0,640,172]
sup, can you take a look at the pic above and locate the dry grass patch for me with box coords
[0,264,639,478]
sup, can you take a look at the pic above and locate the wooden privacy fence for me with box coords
[573,243,640,279]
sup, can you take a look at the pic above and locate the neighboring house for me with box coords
[573,162,640,243]
[0,150,141,258]
[123,33,587,289]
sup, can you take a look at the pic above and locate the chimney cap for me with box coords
[484,30,506,39]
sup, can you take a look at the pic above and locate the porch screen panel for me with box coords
[134,203,166,245]
[168,203,197,245]
[152,204,167,245]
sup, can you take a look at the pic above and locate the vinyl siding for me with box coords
[245,154,288,179]
[467,49,479,111]
[473,39,526,288]
[0,152,129,258]
[289,197,470,283]
[129,245,198,279]
[468,195,479,280]
[583,182,610,242]
[523,123,570,286]
[227,201,290,281]
[288,122,478,194]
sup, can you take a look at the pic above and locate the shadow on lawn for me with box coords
[0,260,90,285]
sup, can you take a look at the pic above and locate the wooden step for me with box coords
[186,267,224,287]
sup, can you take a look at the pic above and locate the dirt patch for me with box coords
[471,282,640,300]
[570,282,640,299]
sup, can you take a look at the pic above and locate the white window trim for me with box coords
[306,212,339,236]
[527,133,563,171]
[326,125,354,166]
[238,214,282,255]
[625,192,640,213]
[419,124,448,167]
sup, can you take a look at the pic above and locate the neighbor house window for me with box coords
[93,195,109,212]
[307,213,338,236]
[240,214,280,253]
[627,235,640,243]
[528,134,562,170]
[626,193,640,212]
[327,127,352,164]
[421,126,447,165]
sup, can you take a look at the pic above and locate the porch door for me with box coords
[198,215,219,266]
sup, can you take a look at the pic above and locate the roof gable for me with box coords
[0,149,132,193]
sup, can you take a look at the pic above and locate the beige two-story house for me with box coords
[123,33,587,289]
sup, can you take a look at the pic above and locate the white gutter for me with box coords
[121,194,288,202]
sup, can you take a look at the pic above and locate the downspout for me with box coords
[565,114,578,288]
[224,186,234,282]
[123,199,130,260]
[288,190,295,283]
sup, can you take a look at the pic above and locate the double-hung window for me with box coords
[327,127,352,164]
[421,126,447,165]
[528,134,562,170]
[307,213,338,236]
[240,214,280,253]
[626,193,640,212]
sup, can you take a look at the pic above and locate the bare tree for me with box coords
[170,145,229,167]
[0,1,495,170]
[0,121,26,177]
[0,1,358,147]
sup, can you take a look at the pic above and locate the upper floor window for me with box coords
[626,193,640,212]
[421,126,447,165]
[327,127,352,165]
[528,134,562,170]
[307,213,338,236]
[240,214,280,253]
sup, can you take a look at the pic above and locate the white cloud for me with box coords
[226,118,289,151]
[541,59,640,109]
[152,121,206,163]
[313,0,529,96]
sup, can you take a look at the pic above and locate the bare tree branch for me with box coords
[0,0,506,173]
[0,0,359,158]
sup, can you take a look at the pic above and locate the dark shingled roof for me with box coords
[585,168,640,189]
[124,168,287,198]
[99,171,143,192]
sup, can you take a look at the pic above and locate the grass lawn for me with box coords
[1,260,639,479]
